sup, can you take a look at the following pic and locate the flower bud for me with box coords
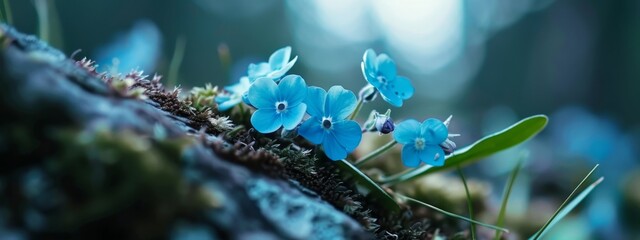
[440,138,456,155]
[439,115,458,155]
[363,109,395,134]
[376,117,395,134]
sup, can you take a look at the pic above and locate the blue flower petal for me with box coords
[325,86,357,120]
[278,75,307,104]
[247,77,278,109]
[331,120,362,152]
[268,55,298,80]
[214,94,231,104]
[268,46,291,71]
[217,97,242,111]
[305,86,327,117]
[225,77,251,93]
[394,119,421,144]
[361,63,378,88]
[361,49,378,84]
[299,117,324,144]
[401,144,421,167]
[281,103,307,130]
[420,145,446,166]
[377,54,397,80]
[242,91,252,106]
[378,88,403,107]
[421,118,448,145]
[248,62,271,80]
[363,49,377,73]
[322,134,348,160]
[391,76,414,100]
[251,109,283,133]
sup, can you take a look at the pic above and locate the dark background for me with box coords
[5,0,639,238]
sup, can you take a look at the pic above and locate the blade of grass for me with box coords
[34,0,49,42]
[2,0,12,25]
[217,43,231,80]
[397,194,509,233]
[457,166,476,240]
[167,36,186,87]
[494,153,525,240]
[530,165,600,240]
[531,177,603,239]
[0,1,5,23]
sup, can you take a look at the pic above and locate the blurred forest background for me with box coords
[5,0,639,239]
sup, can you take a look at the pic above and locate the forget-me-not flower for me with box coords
[214,77,251,111]
[393,118,449,167]
[298,86,362,160]
[361,49,414,107]
[248,75,307,133]
[248,46,298,82]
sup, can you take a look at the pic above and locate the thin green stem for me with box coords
[167,36,186,87]
[2,0,12,25]
[0,1,5,23]
[457,167,476,240]
[494,155,524,240]
[348,97,364,120]
[218,43,232,81]
[397,194,509,233]
[532,164,599,240]
[34,0,49,42]
[354,140,397,166]
[379,167,413,186]
[236,103,245,123]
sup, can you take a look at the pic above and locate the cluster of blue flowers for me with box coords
[217,47,457,167]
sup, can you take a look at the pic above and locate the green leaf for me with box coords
[336,160,401,212]
[530,165,603,240]
[494,152,526,240]
[381,115,548,185]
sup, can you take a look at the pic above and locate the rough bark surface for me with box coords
[0,25,372,240]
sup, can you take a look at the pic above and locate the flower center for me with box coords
[321,117,332,129]
[275,101,287,112]
[414,138,425,150]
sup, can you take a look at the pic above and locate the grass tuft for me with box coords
[494,153,525,240]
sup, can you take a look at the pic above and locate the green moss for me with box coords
[37,128,215,238]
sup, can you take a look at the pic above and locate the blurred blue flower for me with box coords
[393,118,448,167]
[95,20,162,73]
[299,86,362,160]
[360,49,414,107]
[248,75,307,133]
[171,221,216,240]
[248,46,298,82]
[215,77,251,111]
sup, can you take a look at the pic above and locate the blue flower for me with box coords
[393,118,448,167]
[248,75,307,133]
[361,49,414,107]
[298,86,362,160]
[248,46,298,82]
[215,77,251,111]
